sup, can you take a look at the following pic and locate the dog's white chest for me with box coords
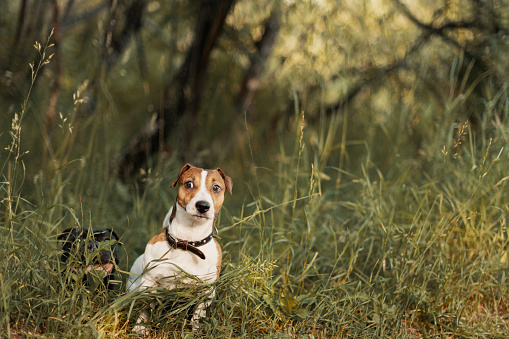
[142,238,219,287]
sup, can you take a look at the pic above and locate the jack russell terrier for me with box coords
[127,163,232,333]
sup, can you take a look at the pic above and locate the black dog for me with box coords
[58,227,121,290]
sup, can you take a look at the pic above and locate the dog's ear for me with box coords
[58,228,77,242]
[216,168,233,195]
[93,228,120,240]
[108,229,120,242]
[170,163,193,188]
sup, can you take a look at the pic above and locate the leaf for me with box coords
[263,294,278,314]
[295,307,310,319]
[500,251,508,264]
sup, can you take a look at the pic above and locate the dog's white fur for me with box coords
[127,164,232,334]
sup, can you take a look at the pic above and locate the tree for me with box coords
[112,0,236,181]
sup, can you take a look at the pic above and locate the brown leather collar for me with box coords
[165,227,216,260]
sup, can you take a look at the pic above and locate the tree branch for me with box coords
[391,0,501,98]
[81,0,146,114]
[235,9,280,114]
[327,0,502,117]
[112,0,236,181]
[61,1,109,29]
[392,0,475,34]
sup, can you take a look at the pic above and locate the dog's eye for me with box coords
[184,181,194,189]
[212,184,222,193]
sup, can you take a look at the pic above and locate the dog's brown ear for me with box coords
[170,163,193,188]
[216,168,233,194]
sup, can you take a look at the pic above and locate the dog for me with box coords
[127,163,232,333]
[58,227,120,290]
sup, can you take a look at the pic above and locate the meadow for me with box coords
[1,1,509,338]
[2,48,509,338]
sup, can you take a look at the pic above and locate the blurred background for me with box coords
[1,0,508,260]
[1,0,507,181]
[1,0,508,256]
[1,0,509,335]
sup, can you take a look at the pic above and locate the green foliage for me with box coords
[2,54,509,336]
[1,0,509,337]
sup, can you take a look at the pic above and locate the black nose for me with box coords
[196,201,210,214]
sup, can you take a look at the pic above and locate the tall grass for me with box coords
[1,38,509,338]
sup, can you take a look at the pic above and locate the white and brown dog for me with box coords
[127,163,232,332]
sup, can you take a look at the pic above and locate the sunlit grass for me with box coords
[1,37,509,338]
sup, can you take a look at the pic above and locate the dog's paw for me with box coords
[133,311,150,336]
[132,324,149,336]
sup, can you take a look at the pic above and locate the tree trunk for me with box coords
[113,0,236,181]
[235,9,280,115]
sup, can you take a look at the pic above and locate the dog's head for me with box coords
[170,164,233,221]
[58,227,120,276]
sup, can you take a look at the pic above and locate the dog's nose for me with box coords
[195,201,210,214]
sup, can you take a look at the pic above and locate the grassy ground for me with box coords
[1,44,509,338]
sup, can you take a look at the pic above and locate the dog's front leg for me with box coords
[191,287,215,330]
[133,310,149,336]
[132,277,154,335]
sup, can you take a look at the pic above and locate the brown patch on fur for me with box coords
[175,167,203,208]
[214,239,222,278]
[170,163,192,188]
[205,170,227,214]
[148,229,166,245]
[216,168,233,194]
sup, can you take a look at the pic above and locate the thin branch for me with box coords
[112,0,236,181]
[13,0,27,44]
[61,0,76,24]
[80,0,146,114]
[326,28,433,114]
[391,0,499,91]
[235,8,280,114]
[61,1,109,29]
